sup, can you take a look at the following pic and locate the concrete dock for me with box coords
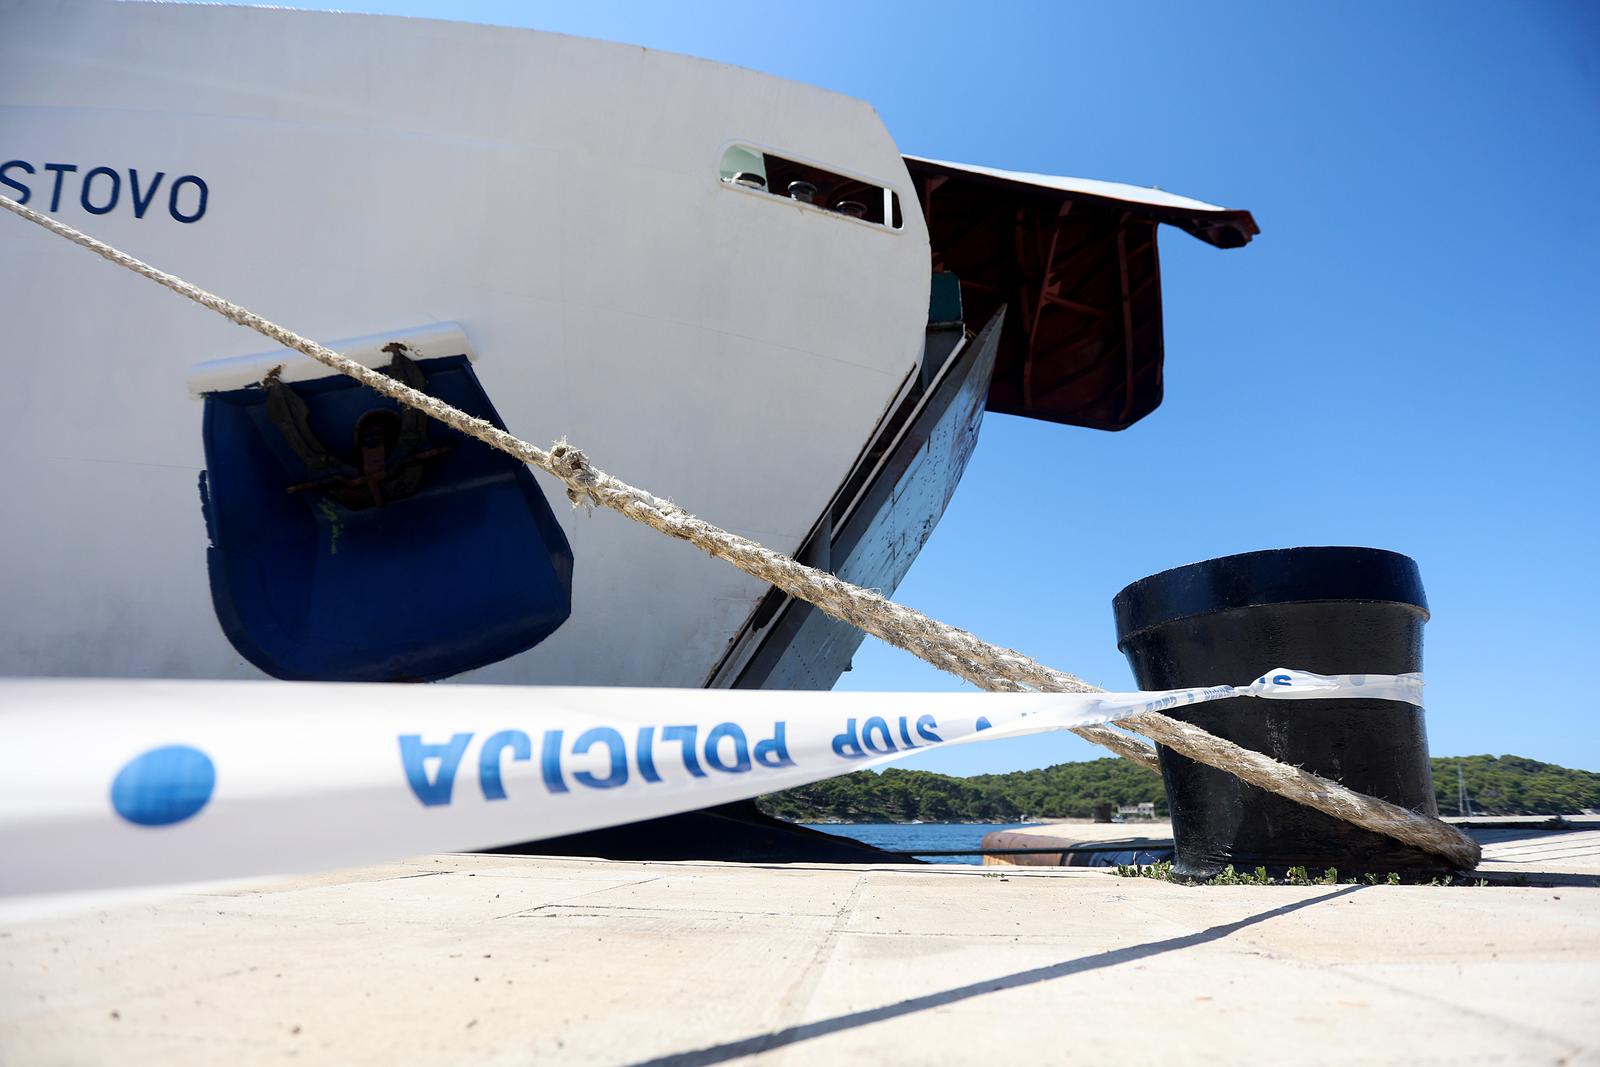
[3,841,1598,1064]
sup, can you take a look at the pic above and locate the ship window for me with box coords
[719,144,903,231]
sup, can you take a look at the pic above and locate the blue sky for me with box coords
[274,1,1599,774]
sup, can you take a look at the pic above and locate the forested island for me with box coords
[756,755,1600,824]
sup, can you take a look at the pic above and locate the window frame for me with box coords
[715,140,906,235]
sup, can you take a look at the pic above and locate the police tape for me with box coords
[0,669,1421,906]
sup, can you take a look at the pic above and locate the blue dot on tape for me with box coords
[110,745,216,827]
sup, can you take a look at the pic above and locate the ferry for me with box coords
[0,1,1256,696]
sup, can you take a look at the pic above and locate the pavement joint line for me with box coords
[833,929,1135,942]
[504,903,841,920]
[1101,893,1228,942]
[755,871,868,1058]
[623,884,1367,1067]
[1321,960,1588,1054]
[1177,892,1596,1053]
[1489,845,1600,859]
[487,875,664,922]
[480,856,1110,879]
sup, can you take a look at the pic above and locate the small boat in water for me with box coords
[0,2,1255,695]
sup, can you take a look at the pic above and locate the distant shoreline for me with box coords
[761,755,1600,825]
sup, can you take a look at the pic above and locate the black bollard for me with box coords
[1112,547,1451,880]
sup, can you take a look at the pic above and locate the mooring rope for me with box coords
[0,194,1480,870]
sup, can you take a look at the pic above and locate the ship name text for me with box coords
[1,161,209,223]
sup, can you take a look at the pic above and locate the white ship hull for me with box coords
[0,2,1255,690]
